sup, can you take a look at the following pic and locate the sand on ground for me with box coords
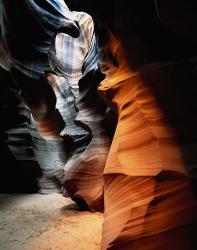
[0,193,103,250]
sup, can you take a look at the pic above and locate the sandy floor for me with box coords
[0,194,103,250]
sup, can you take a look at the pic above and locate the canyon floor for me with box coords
[0,193,102,250]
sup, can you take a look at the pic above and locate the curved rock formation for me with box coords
[98,33,197,249]
[63,70,111,212]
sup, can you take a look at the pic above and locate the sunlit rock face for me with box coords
[0,0,111,204]
[0,0,79,78]
[47,9,111,210]
[98,27,197,249]
[0,0,79,193]
[62,70,112,212]
[1,1,197,249]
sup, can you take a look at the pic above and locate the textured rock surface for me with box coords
[98,32,197,249]
[63,70,112,212]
